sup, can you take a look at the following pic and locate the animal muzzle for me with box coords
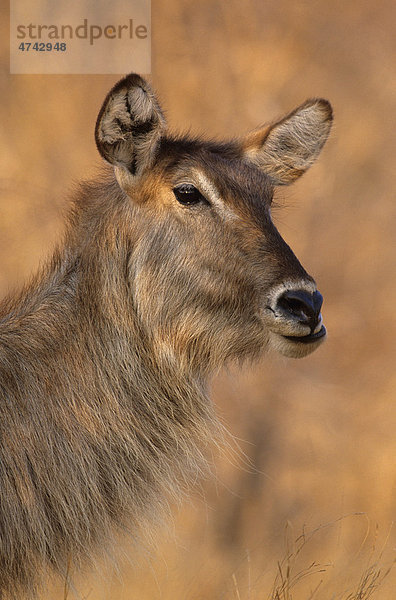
[263,283,327,358]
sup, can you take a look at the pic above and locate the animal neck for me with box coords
[0,172,220,595]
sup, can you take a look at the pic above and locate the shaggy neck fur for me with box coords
[0,171,218,599]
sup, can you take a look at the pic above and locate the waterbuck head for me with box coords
[95,74,332,372]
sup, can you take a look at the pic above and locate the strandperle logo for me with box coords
[16,18,148,46]
[10,0,151,74]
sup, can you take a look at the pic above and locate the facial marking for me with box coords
[193,170,238,221]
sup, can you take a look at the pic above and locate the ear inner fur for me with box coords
[242,98,333,185]
[95,73,167,178]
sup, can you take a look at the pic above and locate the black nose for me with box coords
[276,289,323,331]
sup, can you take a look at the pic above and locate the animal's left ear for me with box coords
[95,73,166,182]
[242,99,333,185]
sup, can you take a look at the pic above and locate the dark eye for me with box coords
[173,184,207,206]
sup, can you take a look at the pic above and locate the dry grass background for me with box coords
[0,0,395,598]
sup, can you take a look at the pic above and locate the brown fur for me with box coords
[0,74,332,598]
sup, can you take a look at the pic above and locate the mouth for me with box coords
[268,324,327,359]
[282,325,327,344]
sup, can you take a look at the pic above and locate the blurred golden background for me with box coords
[0,0,395,598]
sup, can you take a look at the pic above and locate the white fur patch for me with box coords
[193,171,237,220]
[266,279,317,309]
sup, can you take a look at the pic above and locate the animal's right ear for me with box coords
[95,74,166,184]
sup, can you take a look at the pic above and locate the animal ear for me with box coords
[242,99,333,185]
[95,73,166,180]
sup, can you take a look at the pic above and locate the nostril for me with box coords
[312,290,323,314]
[276,289,323,329]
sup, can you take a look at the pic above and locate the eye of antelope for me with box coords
[173,184,208,206]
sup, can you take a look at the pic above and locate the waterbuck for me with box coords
[0,74,332,598]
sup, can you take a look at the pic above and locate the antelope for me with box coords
[0,74,332,598]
